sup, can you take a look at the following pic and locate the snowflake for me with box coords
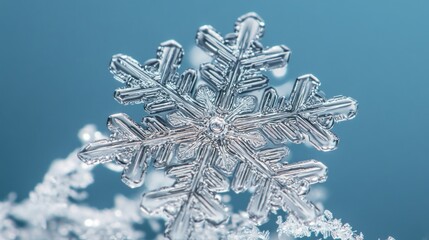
[78,12,358,239]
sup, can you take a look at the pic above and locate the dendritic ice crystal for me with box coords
[78,13,358,239]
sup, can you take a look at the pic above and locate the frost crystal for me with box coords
[277,210,365,240]
[0,125,146,240]
[78,12,358,239]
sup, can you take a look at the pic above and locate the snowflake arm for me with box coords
[78,113,199,188]
[233,74,358,151]
[141,145,229,240]
[196,12,290,111]
[227,138,327,224]
[111,40,205,119]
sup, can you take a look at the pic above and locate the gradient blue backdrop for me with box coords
[1,1,428,239]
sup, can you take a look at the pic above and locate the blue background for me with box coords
[1,1,428,239]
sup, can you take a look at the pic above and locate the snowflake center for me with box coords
[205,116,228,140]
[209,117,226,133]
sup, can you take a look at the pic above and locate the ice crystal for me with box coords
[277,210,364,240]
[78,12,358,239]
[189,212,269,240]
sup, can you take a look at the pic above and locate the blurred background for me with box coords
[1,1,428,239]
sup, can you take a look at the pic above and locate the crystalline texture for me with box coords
[78,12,358,239]
[277,210,366,240]
[0,126,275,240]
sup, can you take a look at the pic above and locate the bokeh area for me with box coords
[1,1,428,239]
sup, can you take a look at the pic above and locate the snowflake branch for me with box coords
[233,75,357,151]
[78,113,199,188]
[141,145,229,240]
[227,138,327,224]
[196,12,290,111]
[111,41,205,119]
